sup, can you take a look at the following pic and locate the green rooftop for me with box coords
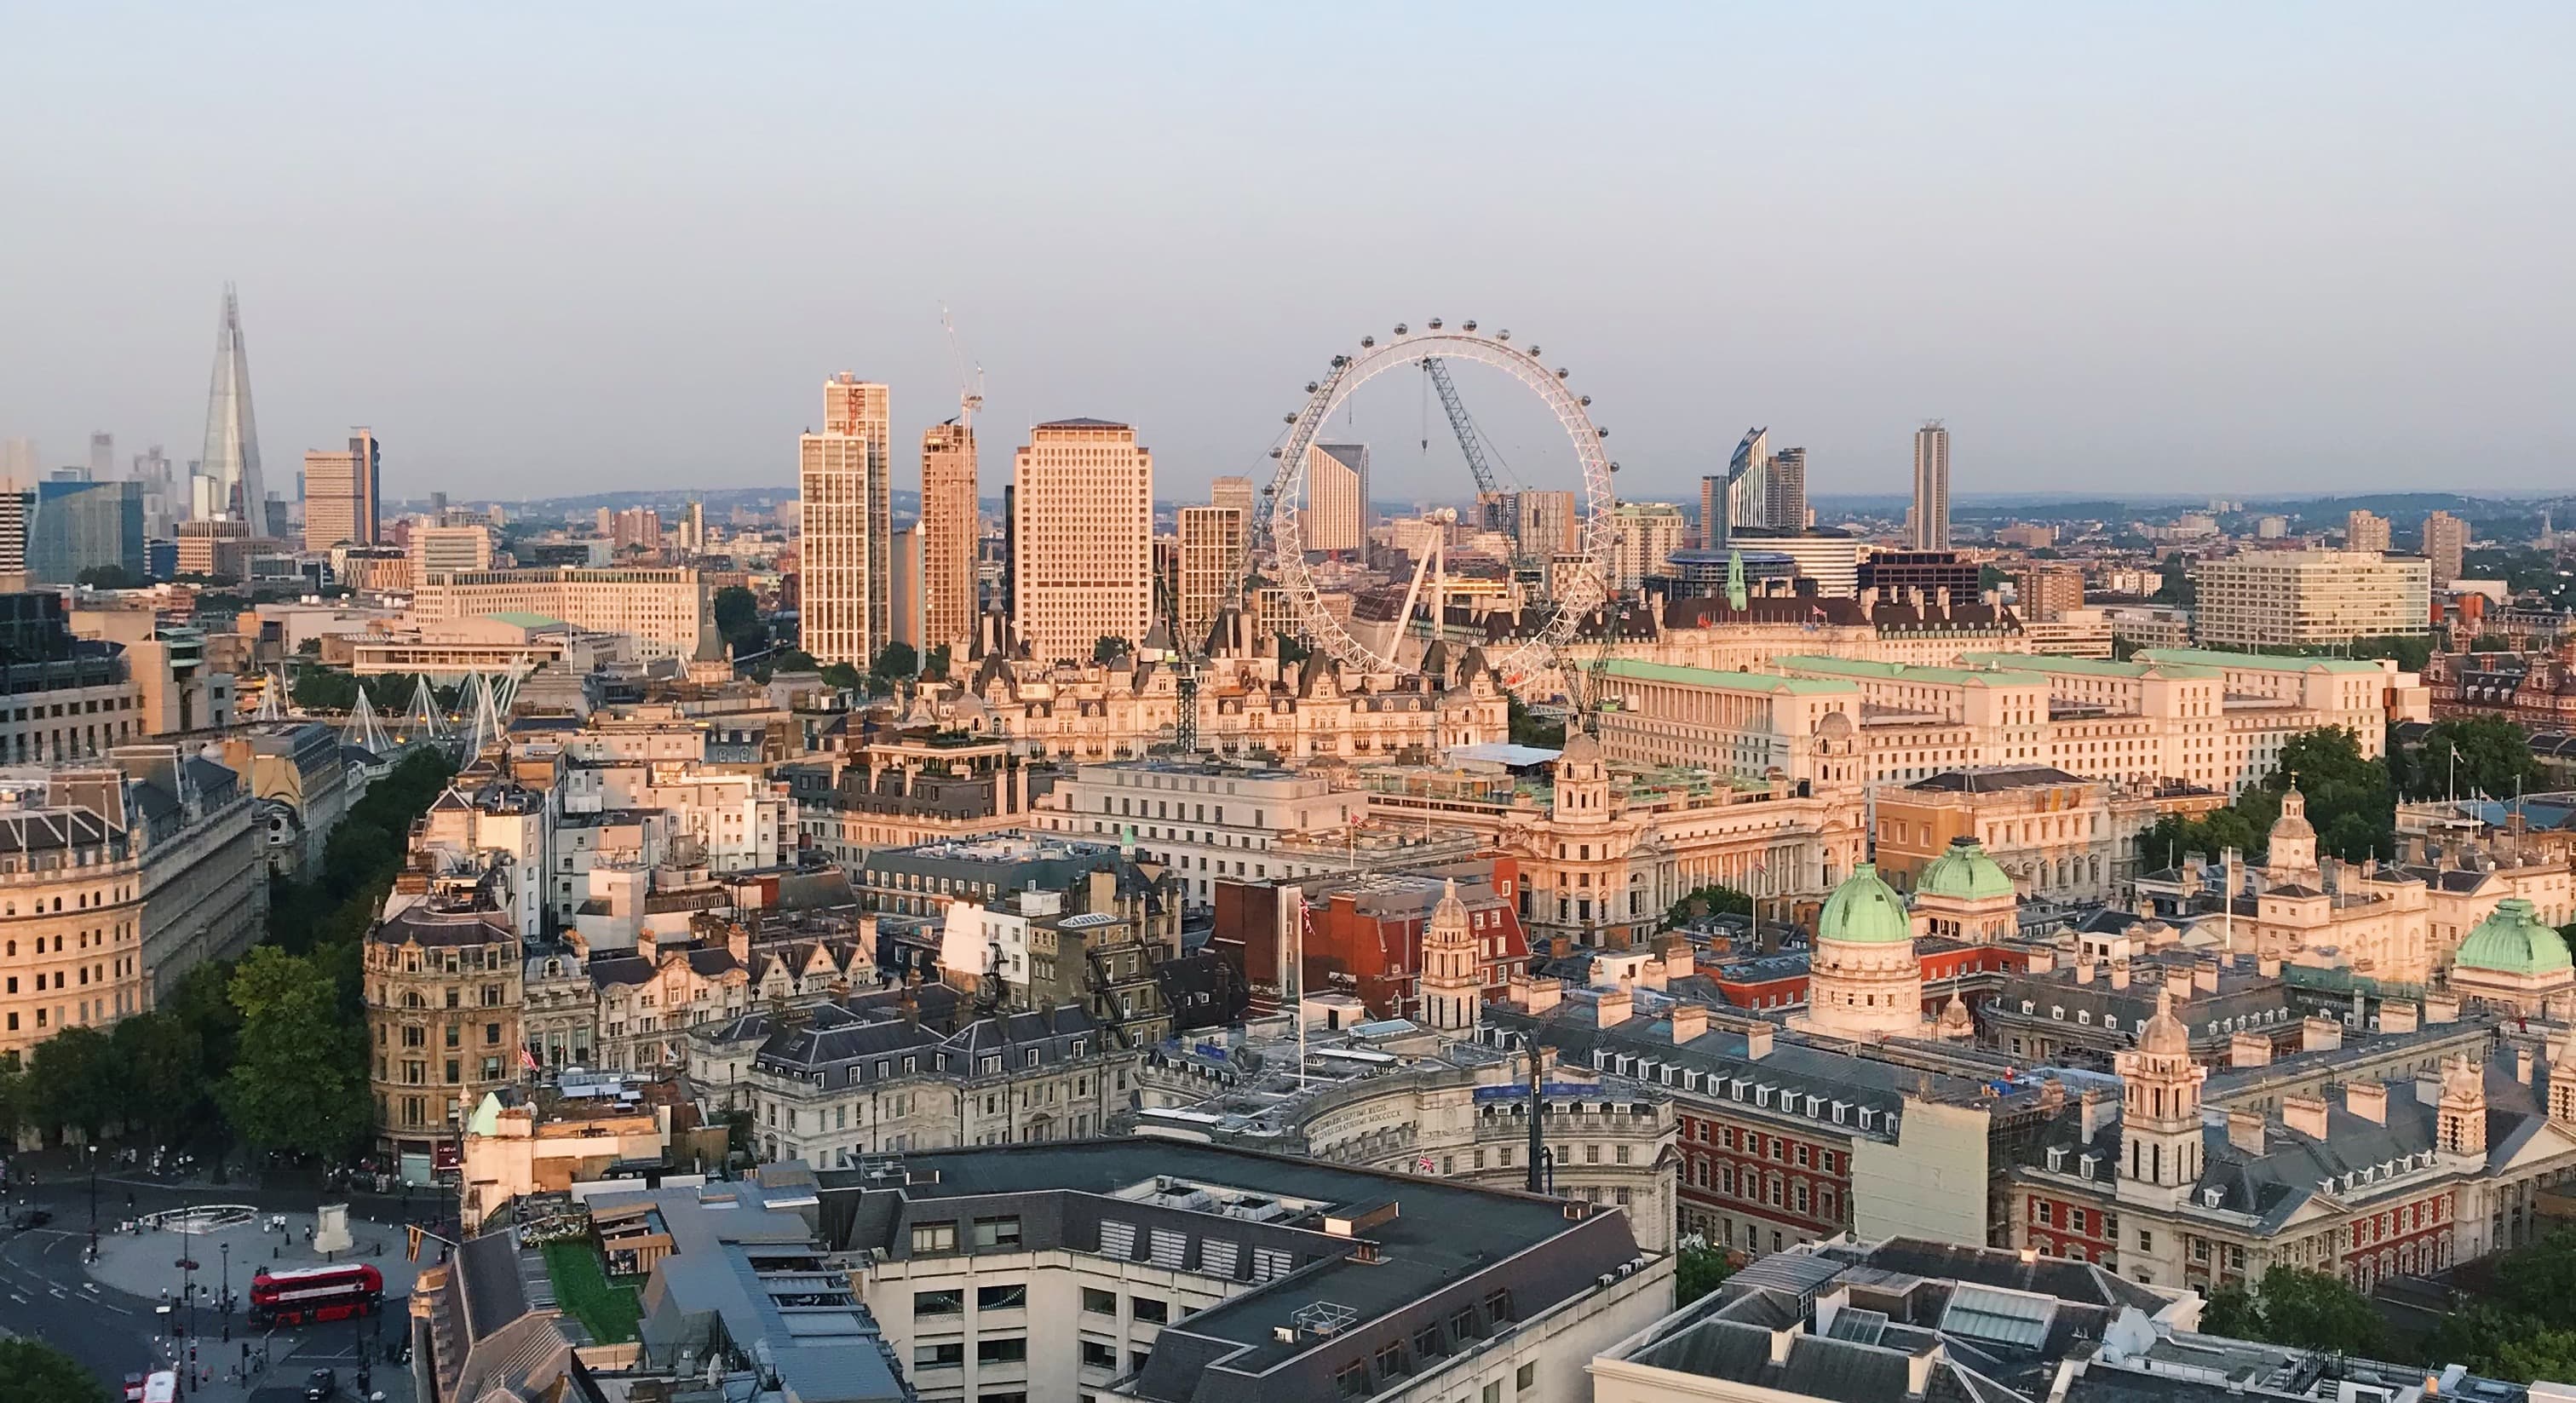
[1599,658,1857,695]
[1775,654,2051,688]
[2136,647,2387,675]
[1953,651,2221,680]
[485,611,571,630]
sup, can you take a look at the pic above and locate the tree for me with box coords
[1509,695,1566,750]
[1274,633,1312,664]
[110,1011,207,1148]
[1094,635,1131,664]
[2148,727,2394,868]
[1676,1242,1734,1306]
[2217,1266,2382,1356]
[921,644,952,682]
[221,947,371,1160]
[75,564,137,590]
[712,585,768,658]
[1666,885,1753,929]
[2401,716,2540,802]
[0,1337,109,1403]
[25,1025,120,1144]
[770,648,819,675]
[868,641,918,693]
[819,661,864,691]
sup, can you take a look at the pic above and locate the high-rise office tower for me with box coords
[890,525,922,651]
[2346,509,2392,554]
[301,428,381,549]
[2423,510,2468,587]
[799,374,892,668]
[1911,422,1951,550]
[1765,446,1808,531]
[1301,443,1368,555]
[1210,475,1256,520]
[921,419,979,655]
[676,500,706,555]
[2015,562,2085,622]
[1176,503,1248,647]
[1012,418,1153,664]
[88,433,113,481]
[1517,490,1578,558]
[0,440,35,493]
[200,285,266,526]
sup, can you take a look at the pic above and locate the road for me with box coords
[0,1164,451,1403]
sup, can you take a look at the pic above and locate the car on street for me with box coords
[122,1374,146,1403]
[9,1207,50,1230]
[304,1367,336,1402]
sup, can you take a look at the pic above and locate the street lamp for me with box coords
[87,1144,98,1259]
[221,1242,231,1343]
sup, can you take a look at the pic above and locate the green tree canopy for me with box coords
[2205,1266,2381,1357]
[25,1024,120,1144]
[869,641,919,693]
[221,946,371,1159]
[0,1337,110,1403]
[1676,1243,1734,1307]
[2401,716,2541,802]
[2140,727,2394,867]
[1094,635,1131,664]
[109,1010,208,1147]
[921,644,952,682]
[818,661,863,691]
[1666,885,1753,929]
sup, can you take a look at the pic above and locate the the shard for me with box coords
[199,283,265,522]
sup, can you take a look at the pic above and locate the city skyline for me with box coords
[3,9,2570,504]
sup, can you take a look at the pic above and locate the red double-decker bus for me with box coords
[248,1264,383,1327]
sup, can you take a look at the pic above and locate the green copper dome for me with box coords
[1818,863,1913,944]
[2453,899,2573,978]
[1918,837,2015,901]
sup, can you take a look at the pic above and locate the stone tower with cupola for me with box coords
[2438,1053,2488,1160]
[1550,731,1611,824]
[2114,987,2206,1211]
[1419,878,1481,1032]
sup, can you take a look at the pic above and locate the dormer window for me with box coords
[2048,1146,2067,1171]
[2078,1154,2096,1180]
[2202,1187,2223,1208]
[2051,1006,2066,1021]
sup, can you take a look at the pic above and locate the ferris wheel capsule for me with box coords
[1428,318,1443,330]
[1529,345,1541,356]
[1360,336,1375,348]
[1497,330,1510,341]
[1283,414,1297,424]
[1596,428,1610,438]
[1462,319,1477,332]
[1394,324,1407,336]
[1580,395,1592,405]
[1305,382,1318,393]
[1555,368,1568,379]
[1269,447,1283,458]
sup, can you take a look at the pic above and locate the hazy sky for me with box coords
[5,4,2572,508]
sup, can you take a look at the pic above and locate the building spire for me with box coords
[200,283,266,527]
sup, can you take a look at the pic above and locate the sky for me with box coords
[3,3,2572,509]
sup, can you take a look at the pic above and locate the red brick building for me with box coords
[1214,856,1528,1020]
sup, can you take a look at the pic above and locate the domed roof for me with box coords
[1919,837,2015,901]
[2269,784,2314,840]
[1558,730,1602,766]
[2453,899,2573,978]
[1817,863,1912,944]
[2137,986,2190,1055]
[1429,877,1469,933]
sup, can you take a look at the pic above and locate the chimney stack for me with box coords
[1745,1023,1774,1061]
[2164,966,2194,1002]
[1596,985,1632,1028]
[2229,1032,2272,1068]
[2077,957,2096,986]
[2109,959,2130,991]
[2194,959,2220,994]
[2346,1081,2388,1125]
[2424,991,2461,1025]
[1670,1002,1709,1044]
[2079,1087,2109,1144]
[2227,1108,2267,1155]
[2301,1016,2342,1053]
[2516,1045,2536,1085]
[2379,1000,2419,1036]
[2283,1095,2332,1140]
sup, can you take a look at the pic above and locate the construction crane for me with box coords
[941,304,984,428]
[1422,357,1544,589]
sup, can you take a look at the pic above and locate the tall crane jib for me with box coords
[1421,357,1503,499]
